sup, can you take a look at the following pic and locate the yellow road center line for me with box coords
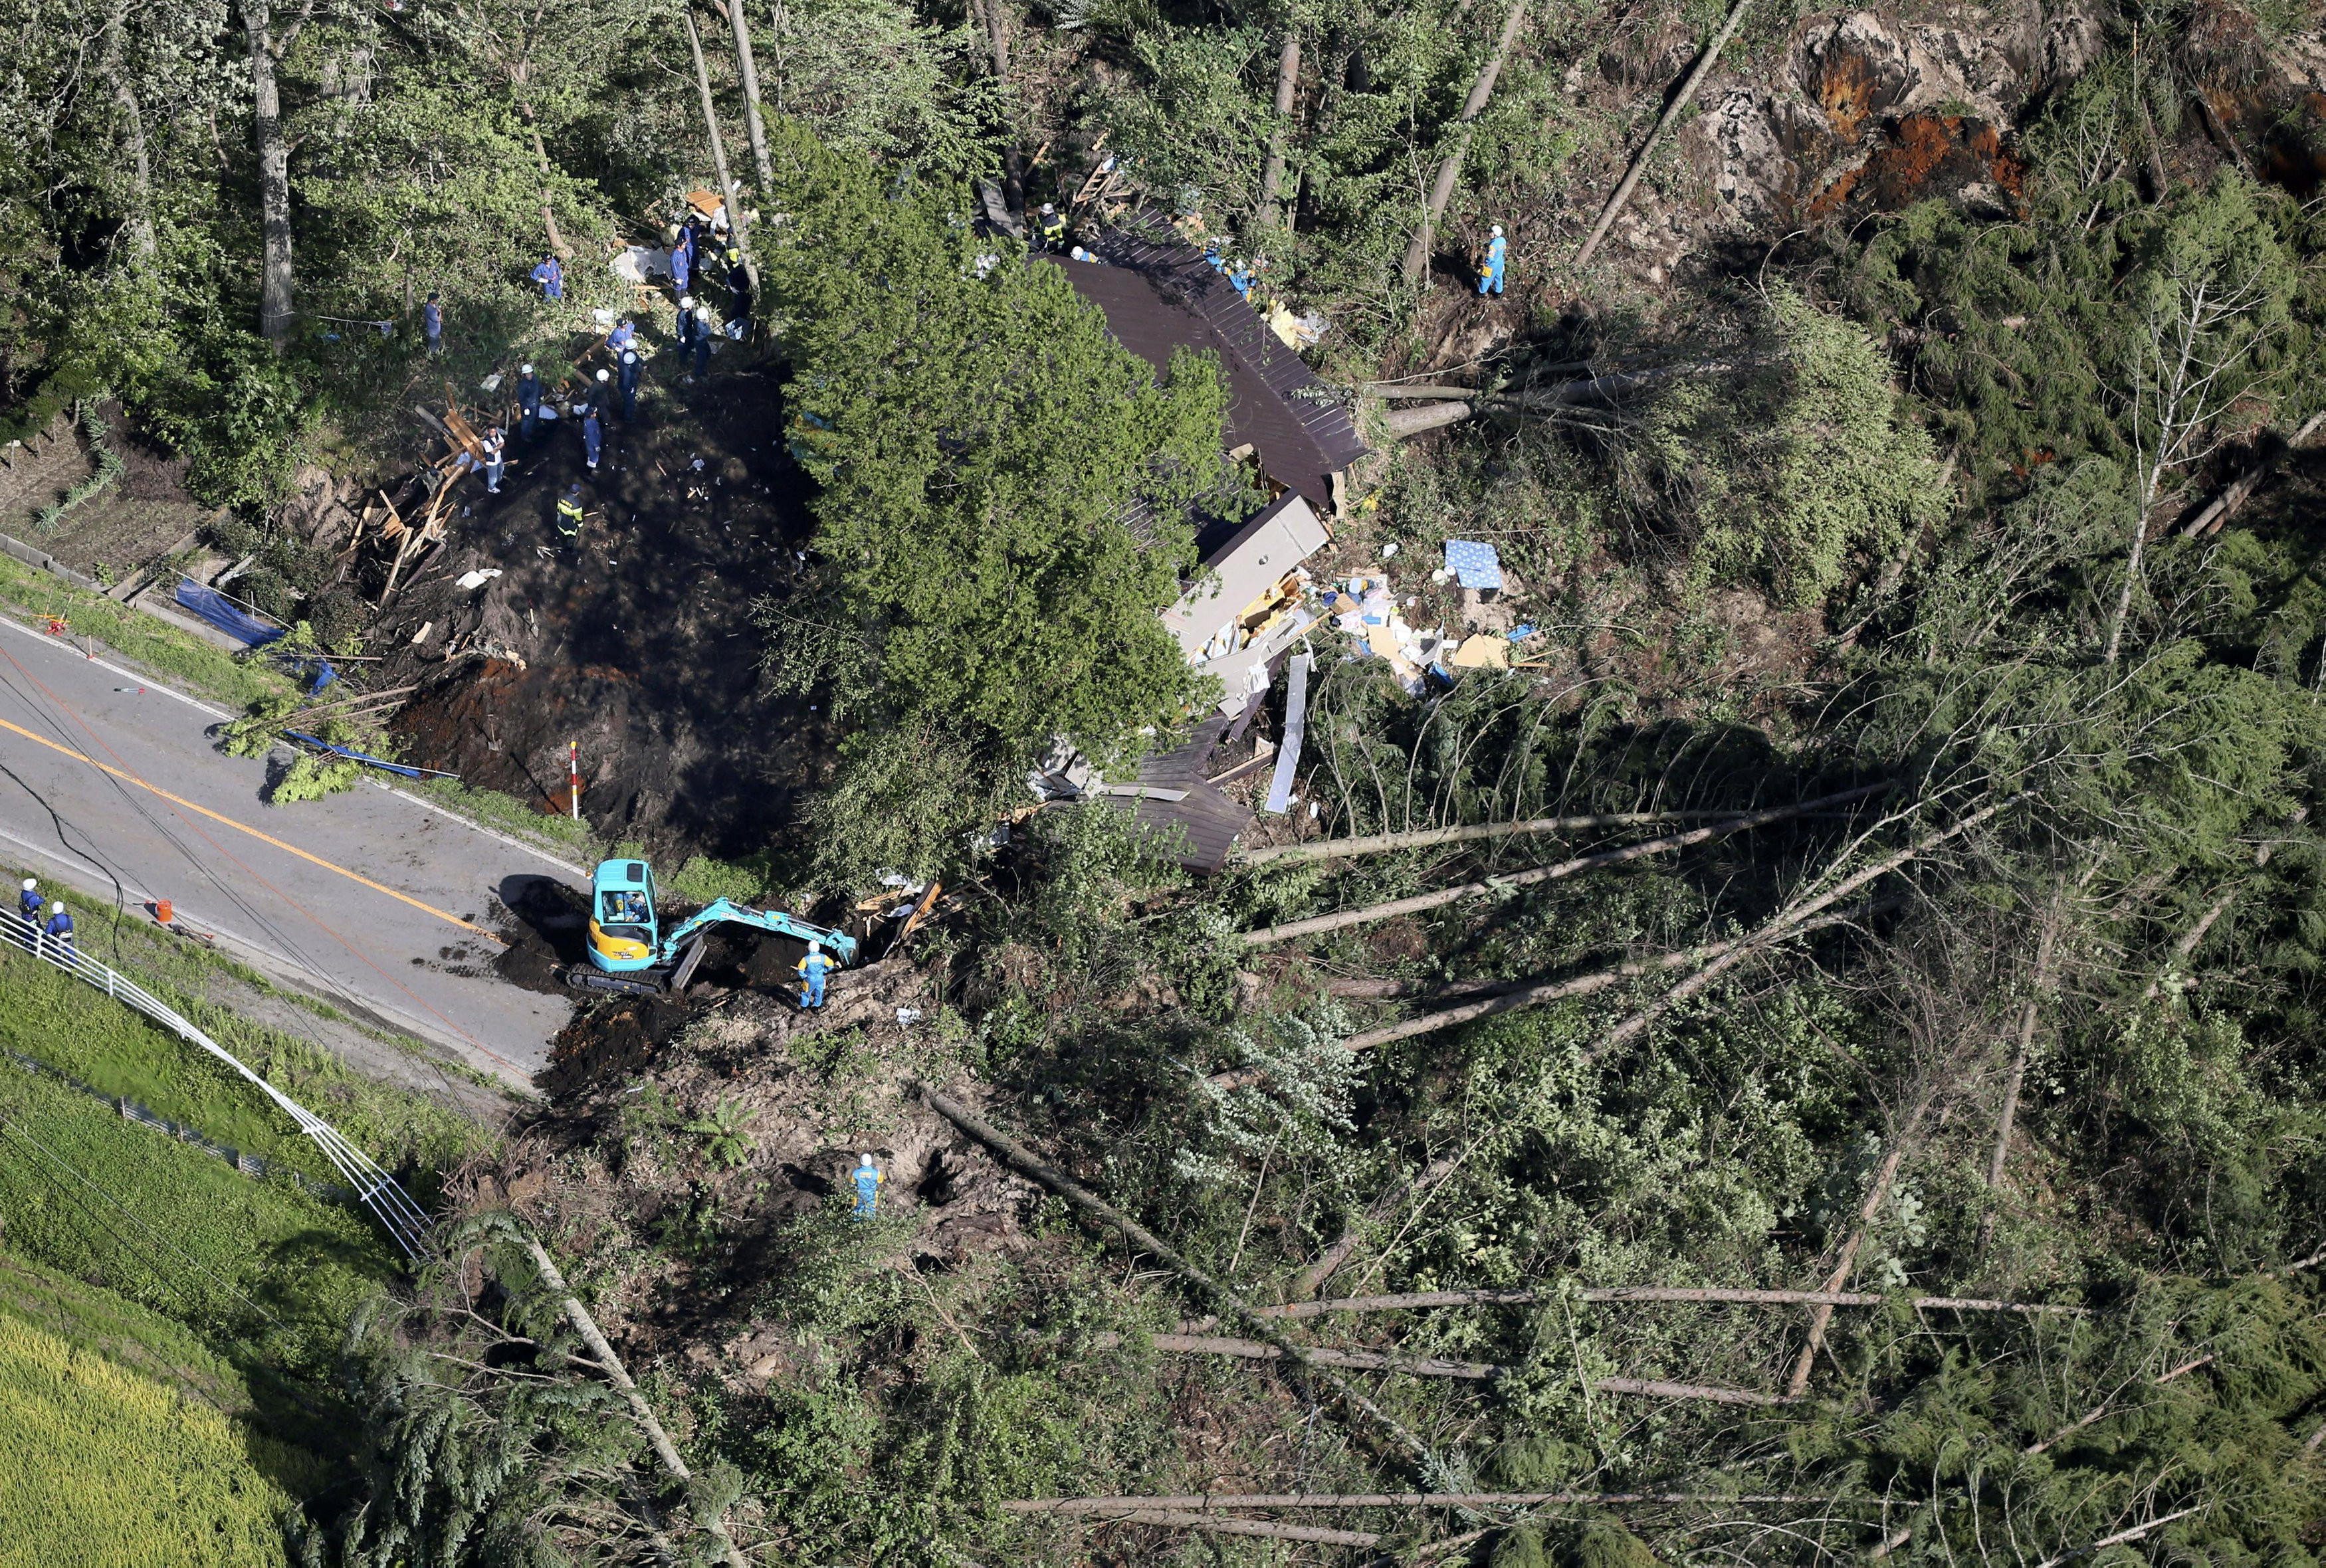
[0,714,504,943]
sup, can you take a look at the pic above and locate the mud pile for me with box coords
[374,370,831,860]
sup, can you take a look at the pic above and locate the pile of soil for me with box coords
[377,369,832,860]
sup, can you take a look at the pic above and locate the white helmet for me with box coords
[520,362,534,374]
[49,902,62,915]
[596,368,609,381]
[696,305,712,322]
[623,350,637,363]
[1041,203,1056,215]
[808,939,821,953]
[679,295,694,309]
[859,1153,875,1167]
[1491,224,1504,237]
[20,878,33,891]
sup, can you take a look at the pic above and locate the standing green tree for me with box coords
[752,114,1233,882]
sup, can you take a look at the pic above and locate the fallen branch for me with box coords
[1980,880,2071,1257]
[1099,1329,1790,1402]
[910,1080,1442,1472]
[2032,1504,2203,1568]
[1289,1150,1463,1299]
[1241,783,1889,946]
[1235,803,1804,867]
[1785,1096,1933,1400]
[2146,809,2307,997]
[1574,0,1752,267]
[1005,1490,1857,1513]
[2022,1351,2215,1456]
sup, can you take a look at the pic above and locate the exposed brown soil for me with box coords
[376,368,830,860]
[0,403,205,575]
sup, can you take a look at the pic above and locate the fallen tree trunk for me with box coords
[1218,1286,2087,1320]
[516,1232,746,1568]
[1383,401,1473,439]
[1978,882,2069,1257]
[1214,902,1891,1089]
[1097,1329,1790,1401]
[1785,1094,1938,1399]
[1006,1490,1857,1513]
[1589,794,2027,1063]
[910,1080,1441,1470]
[1242,783,1889,947]
[2178,411,2325,538]
[1400,0,1528,282]
[1236,804,1796,867]
[1574,0,1752,267]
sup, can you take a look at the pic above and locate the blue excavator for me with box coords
[567,857,859,999]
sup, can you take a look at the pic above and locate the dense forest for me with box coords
[3,0,2326,1561]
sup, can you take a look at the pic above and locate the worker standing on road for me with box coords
[423,291,443,355]
[581,402,603,470]
[1479,224,1507,296]
[795,939,835,1011]
[556,483,585,541]
[481,425,506,494]
[17,878,41,926]
[530,254,564,301]
[517,363,542,442]
[41,902,72,955]
[618,350,641,422]
[850,1154,883,1221]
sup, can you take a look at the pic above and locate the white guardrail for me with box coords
[0,916,431,1258]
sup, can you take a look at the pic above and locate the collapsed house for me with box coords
[1031,211,1368,870]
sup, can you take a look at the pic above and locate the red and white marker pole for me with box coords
[568,740,581,821]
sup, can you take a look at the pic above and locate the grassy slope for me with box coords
[0,883,502,1183]
[0,1313,308,1568]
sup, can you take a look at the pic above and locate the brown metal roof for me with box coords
[1096,716,1251,874]
[1045,214,1368,507]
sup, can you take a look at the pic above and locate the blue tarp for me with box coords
[283,732,451,781]
[176,577,286,646]
[176,577,336,689]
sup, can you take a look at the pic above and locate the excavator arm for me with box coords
[658,899,861,968]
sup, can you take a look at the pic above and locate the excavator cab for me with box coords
[587,859,659,973]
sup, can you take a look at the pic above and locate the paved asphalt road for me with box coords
[0,614,584,1086]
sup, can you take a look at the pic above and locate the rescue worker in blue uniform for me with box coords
[42,902,72,953]
[607,318,637,355]
[422,292,443,354]
[18,878,42,926]
[516,363,542,442]
[581,401,603,470]
[795,939,834,1009]
[671,233,691,297]
[1479,224,1507,295]
[850,1154,883,1220]
[690,304,714,379]
[530,254,564,300]
[617,350,641,423]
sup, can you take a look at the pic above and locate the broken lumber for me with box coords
[1006,1491,1853,1513]
[1235,801,1852,867]
[1241,783,1889,946]
[910,1080,1443,1472]
[1574,0,1752,267]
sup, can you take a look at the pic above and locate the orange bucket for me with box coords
[154,899,173,926]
